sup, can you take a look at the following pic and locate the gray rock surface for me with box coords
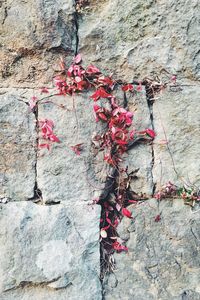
[0,0,76,87]
[0,0,200,299]
[104,199,200,300]
[79,0,200,80]
[37,92,102,204]
[0,201,101,300]
[153,85,200,189]
[0,91,36,201]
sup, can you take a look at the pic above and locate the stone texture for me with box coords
[153,85,200,189]
[104,199,200,300]
[0,0,200,299]
[37,88,154,203]
[126,87,153,196]
[0,90,36,201]
[37,91,104,203]
[0,201,101,300]
[79,0,200,80]
[0,0,76,87]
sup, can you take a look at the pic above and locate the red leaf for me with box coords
[40,87,49,93]
[73,53,82,64]
[146,128,156,138]
[29,96,38,110]
[128,199,138,204]
[49,134,60,143]
[101,224,110,231]
[67,65,74,77]
[171,75,177,83]
[136,84,142,92]
[122,84,133,92]
[38,143,50,151]
[71,143,83,155]
[154,214,161,222]
[112,241,128,252]
[98,76,114,88]
[93,105,101,112]
[98,112,108,121]
[86,65,100,74]
[115,139,128,146]
[122,207,133,219]
[90,88,112,101]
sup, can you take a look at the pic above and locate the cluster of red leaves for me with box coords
[154,181,177,200]
[36,54,156,257]
[54,55,115,101]
[54,54,156,254]
[38,119,60,150]
[155,181,200,204]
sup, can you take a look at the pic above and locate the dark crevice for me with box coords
[28,103,43,203]
[73,10,80,55]
[2,7,8,25]
[123,91,128,109]
[144,82,156,196]
[4,277,63,292]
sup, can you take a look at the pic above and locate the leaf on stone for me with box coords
[73,53,82,64]
[122,207,133,219]
[100,229,107,238]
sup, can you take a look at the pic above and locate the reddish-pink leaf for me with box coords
[86,65,100,74]
[122,84,133,92]
[115,139,128,145]
[50,134,60,143]
[98,112,108,121]
[90,88,112,101]
[154,214,161,222]
[93,104,101,112]
[67,65,74,77]
[122,207,133,219]
[146,128,156,138]
[40,87,49,93]
[101,224,110,231]
[29,96,38,110]
[112,241,128,252]
[171,75,177,83]
[136,84,142,92]
[38,143,50,151]
[73,53,82,64]
[128,199,138,204]
[71,143,83,155]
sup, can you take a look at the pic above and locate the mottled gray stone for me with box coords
[153,85,200,189]
[126,87,153,196]
[104,199,200,300]
[37,92,105,203]
[0,0,76,87]
[79,0,200,80]
[0,0,200,298]
[0,91,36,201]
[0,201,101,300]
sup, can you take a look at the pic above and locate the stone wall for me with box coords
[0,0,200,299]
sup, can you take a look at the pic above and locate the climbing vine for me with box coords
[30,53,200,278]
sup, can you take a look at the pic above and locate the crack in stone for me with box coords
[2,6,8,25]
[144,84,156,196]
[3,276,63,293]
[73,5,80,55]
[28,102,43,203]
